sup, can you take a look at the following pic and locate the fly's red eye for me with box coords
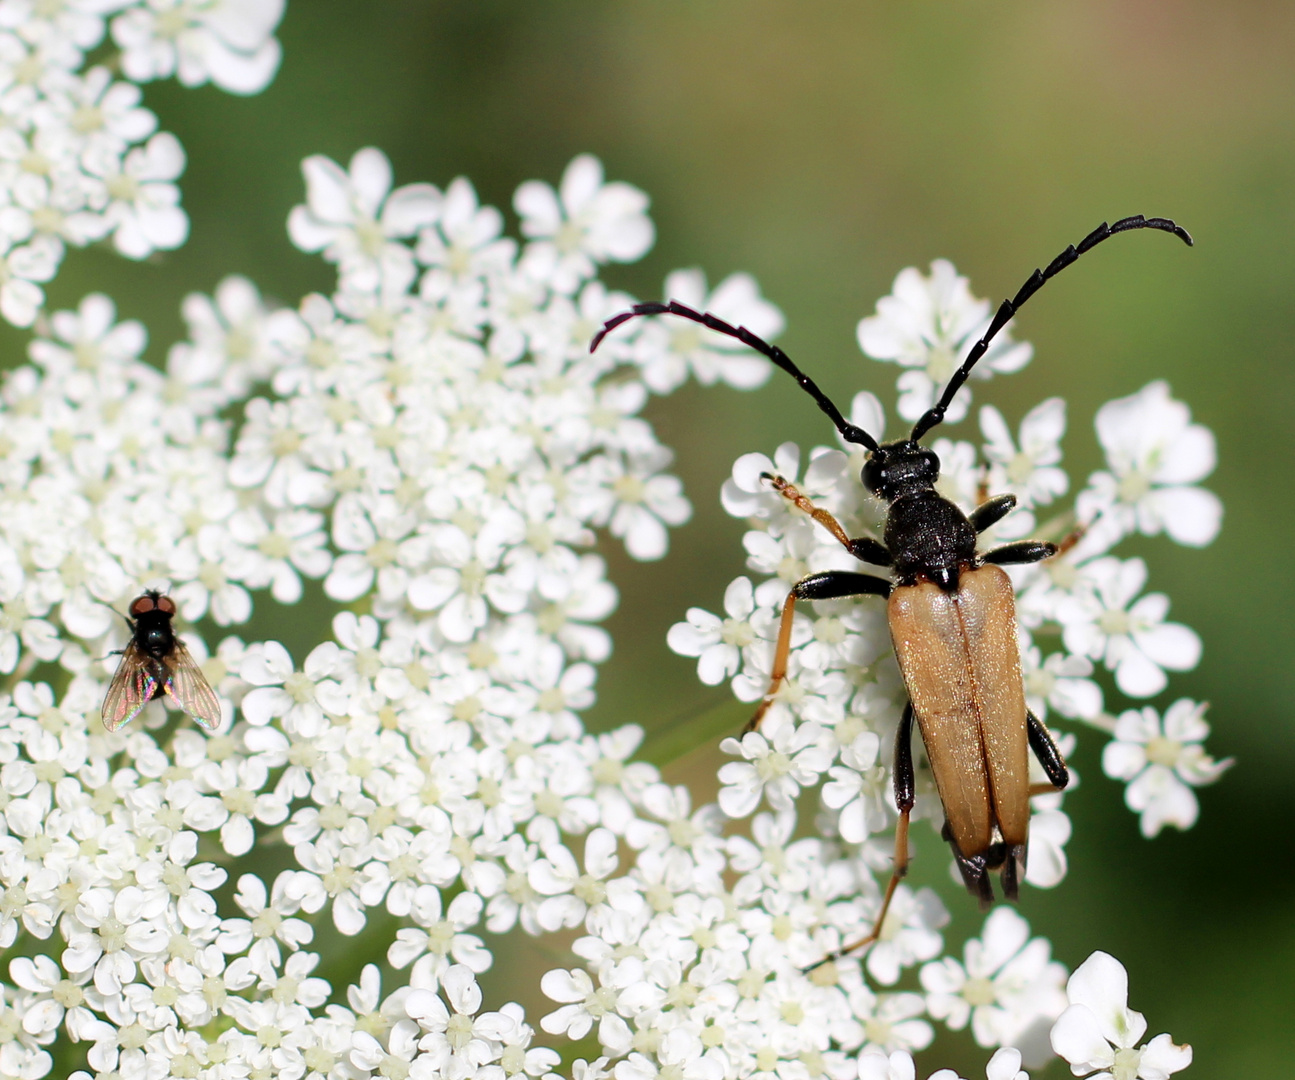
[155,596,176,615]
[129,596,155,616]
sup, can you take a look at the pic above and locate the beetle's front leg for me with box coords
[805,702,916,971]
[745,570,892,734]
[762,474,892,566]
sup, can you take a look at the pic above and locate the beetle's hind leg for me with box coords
[1027,710,1070,793]
[805,702,916,971]
[746,570,892,733]
[762,474,891,566]
[999,843,1026,903]
[996,715,1071,897]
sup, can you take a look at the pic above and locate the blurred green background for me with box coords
[22,2,1295,1075]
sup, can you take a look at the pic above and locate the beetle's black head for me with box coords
[862,439,940,502]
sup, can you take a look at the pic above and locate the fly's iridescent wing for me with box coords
[101,643,160,732]
[161,640,222,731]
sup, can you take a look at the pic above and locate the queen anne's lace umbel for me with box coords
[0,0,288,327]
[0,5,1213,1080]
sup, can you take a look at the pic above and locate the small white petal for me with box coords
[1137,1032,1193,1079]
[1064,952,1147,1049]
[1148,486,1222,547]
[1050,1003,1115,1072]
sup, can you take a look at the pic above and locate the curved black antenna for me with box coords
[909,215,1193,443]
[591,300,879,452]
[96,598,134,630]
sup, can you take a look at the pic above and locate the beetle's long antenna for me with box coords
[909,215,1193,443]
[591,300,880,451]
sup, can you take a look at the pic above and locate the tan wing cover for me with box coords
[887,565,1029,859]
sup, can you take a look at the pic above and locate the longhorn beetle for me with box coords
[591,215,1193,963]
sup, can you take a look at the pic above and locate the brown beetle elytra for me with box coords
[592,216,1192,962]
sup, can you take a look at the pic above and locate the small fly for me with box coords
[101,590,222,732]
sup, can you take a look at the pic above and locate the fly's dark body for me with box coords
[101,590,222,733]
[591,214,1192,963]
[131,599,178,664]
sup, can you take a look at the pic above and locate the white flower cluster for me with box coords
[0,0,285,325]
[1,142,959,1080]
[858,951,1192,1080]
[0,3,1205,1074]
[856,259,1032,425]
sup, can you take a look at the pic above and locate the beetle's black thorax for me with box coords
[884,490,977,590]
[132,611,176,660]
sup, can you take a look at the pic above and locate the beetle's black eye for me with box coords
[862,453,886,494]
[918,449,940,483]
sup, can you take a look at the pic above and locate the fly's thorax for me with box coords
[884,491,977,587]
[134,611,176,659]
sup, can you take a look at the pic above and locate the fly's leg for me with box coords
[762,474,892,567]
[746,570,892,733]
[804,703,916,971]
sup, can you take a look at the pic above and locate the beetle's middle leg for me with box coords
[974,498,1066,566]
[762,473,892,566]
[974,496,1091,564]
[1052,521,1088,557]
[982,539,1057,565]
[969,493,1017,533]
[746,570,892,734]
